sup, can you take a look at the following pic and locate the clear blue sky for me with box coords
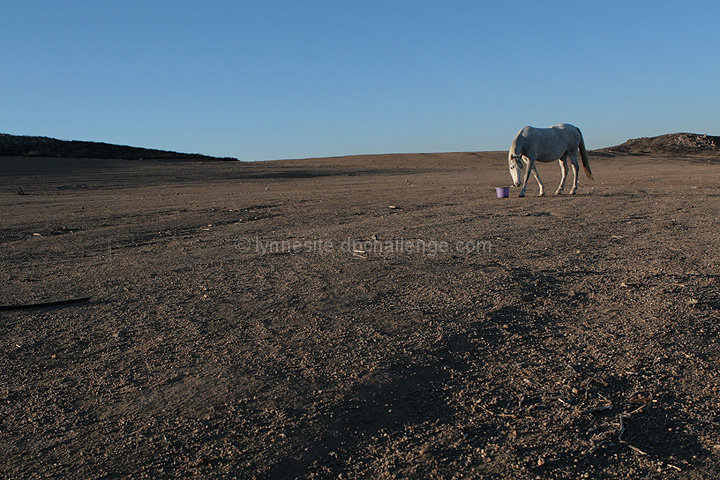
[2,1,718,161]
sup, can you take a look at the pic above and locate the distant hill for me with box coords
[0,133,237,161]
[601,133,720,155]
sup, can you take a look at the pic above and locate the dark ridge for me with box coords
[600,132,720,155]
[0,133,238,161]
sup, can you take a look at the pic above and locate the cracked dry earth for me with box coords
[1,152,720,479]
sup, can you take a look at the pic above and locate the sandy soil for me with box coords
[1,152,719,479]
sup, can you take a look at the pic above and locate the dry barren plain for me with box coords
[1,152,720,479]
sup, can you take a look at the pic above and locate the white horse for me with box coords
[508,124,593,197]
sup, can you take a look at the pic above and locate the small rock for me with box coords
[688,298,699,306]
[537,456,545,466]
[620,282,628,288]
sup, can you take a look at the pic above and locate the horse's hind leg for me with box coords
[555,154,568,195]
[568,150,579,195]
[532,165,545,196]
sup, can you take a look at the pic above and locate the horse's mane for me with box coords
[510,130,526,156]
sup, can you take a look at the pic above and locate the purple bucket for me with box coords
[495,187,510,198]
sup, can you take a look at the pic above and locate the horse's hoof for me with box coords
[537,193,545,197]
[518,193,525,198]
[570,191,577,195]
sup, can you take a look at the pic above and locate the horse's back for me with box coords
[551,123,578,131]
[522,124,578,139]
[555,124,583,140]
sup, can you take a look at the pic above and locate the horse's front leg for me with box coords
[518,158,534,197]
[532,165,545,196]
[555,154,568,195]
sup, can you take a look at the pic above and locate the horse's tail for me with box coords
[578,128,593,181]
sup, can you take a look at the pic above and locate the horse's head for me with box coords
[508,153,523,187]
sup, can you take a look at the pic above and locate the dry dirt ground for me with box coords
[1,152,719,479]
